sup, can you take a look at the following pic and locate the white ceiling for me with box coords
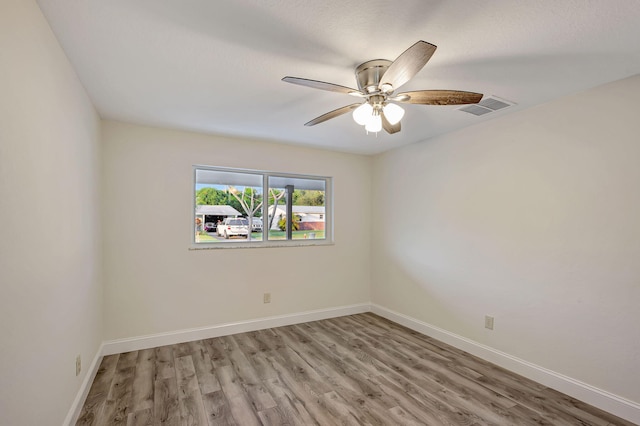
[37,0,640,155]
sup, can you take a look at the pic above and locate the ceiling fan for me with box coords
[283,41,483,134]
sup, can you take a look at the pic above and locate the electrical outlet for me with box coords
[76,355,81,376]
[485,315,494,330]
[263,293,271,304]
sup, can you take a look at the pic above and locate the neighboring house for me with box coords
[267,205,325,231]
[195,204,242,227]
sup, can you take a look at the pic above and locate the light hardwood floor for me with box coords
[76,313,635,425]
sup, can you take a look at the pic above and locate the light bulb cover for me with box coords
[383,103,405,125]
[365,114,382,133]
[352,103,373,125]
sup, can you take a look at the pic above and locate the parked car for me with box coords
[204,222,216,232]
[216,218,249,239]
[251,217,263,233]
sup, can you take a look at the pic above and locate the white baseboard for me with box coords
[66,304,368,424]
[67,303,639,425]
[102,303,370,355]
[371,304,640,425]
[63,343,104,426]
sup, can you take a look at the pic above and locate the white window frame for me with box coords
[191,165,333,249]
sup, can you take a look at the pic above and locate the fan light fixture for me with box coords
[365,113,382,133]
[352,103,373,125]
[352,101,404,133]
[383,103,405,125]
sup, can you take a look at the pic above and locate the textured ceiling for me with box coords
[37,0,640,155]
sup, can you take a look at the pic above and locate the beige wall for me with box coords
[0,1,102,424]
[372,75,640,403]
[4,1,639,419]
[101,121,372,340]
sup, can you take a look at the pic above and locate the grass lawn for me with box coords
[267,230,325,240]
[195,232,264,242]
[195,230,324,243]
[195,233,217,242]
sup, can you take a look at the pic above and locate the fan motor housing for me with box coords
[355,59,392,93]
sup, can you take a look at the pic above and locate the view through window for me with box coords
[194,166,330,246]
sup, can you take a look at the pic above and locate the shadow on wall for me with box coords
[374,244,473,335]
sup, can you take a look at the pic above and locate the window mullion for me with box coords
[263,174,269,242]
[285,184,293,240]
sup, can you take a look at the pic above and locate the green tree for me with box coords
[278,214,300,231]
[292,190,324,206]
[225,192,244,216]
[196,185,262,220]
[196,187,227,205]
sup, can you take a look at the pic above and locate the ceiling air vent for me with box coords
[459,96,515,116]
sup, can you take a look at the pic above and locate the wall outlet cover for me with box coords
[485,315,495,330]
[75,355,81,376]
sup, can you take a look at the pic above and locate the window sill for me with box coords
[189,240,334,250]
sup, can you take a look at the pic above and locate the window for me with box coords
[194,166,331,247]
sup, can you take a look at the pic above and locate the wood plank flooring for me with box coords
[76,313,635,425]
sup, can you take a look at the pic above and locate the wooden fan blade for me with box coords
[283,76,363,96]
[394,90,483,105]
[304,103,362,126]
[381,111,401,134]
[378,41,437,92]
